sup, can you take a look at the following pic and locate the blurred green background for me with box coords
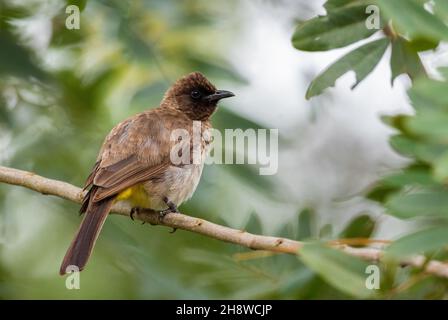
[1,0,448,299]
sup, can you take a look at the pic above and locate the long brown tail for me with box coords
[59,197,114,275]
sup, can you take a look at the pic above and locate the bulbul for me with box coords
[60,72,234,275]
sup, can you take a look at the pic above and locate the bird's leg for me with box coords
[159,197,179,233]
[130,207,141,221]
[159,197,179,218]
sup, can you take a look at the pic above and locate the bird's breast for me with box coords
[142,163,205,210]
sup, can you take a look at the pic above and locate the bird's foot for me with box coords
[158,206,178,220]
[160,197,180,233]
[130,207,158,225]
[130,207,141,221]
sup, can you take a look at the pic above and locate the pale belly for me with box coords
[116,163,204,210]
[145,163,205,210]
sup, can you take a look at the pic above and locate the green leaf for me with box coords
[377,0,448,42]
[292,5,377,52]
[408,38,439,52]
[406,111,448,143]
[324,0,372,12]
[340,215,376,239]
[324,0,354,11]
[387,226,448,258]
[381,114,412,134]
[409,78,448,112]
[366,184,400,202]
[386,189,448,219]
[416,144,448,163]
[389,135,418,157]
[382,168,436,188]
[306,38,389,99]
[390,37,426,84]
[300,243,372,298]
[389,135,447,163]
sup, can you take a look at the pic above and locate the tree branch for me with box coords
[1,165,448,278]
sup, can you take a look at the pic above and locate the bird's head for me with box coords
[162,72,234,121]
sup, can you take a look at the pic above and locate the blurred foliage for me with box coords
[1,0,448,300]
[292,0,448,298]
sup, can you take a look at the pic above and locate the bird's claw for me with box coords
[130,207,140,221]
[132,199,179,230]
[158,207,177,221]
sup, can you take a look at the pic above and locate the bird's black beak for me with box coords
[205,90,235,102]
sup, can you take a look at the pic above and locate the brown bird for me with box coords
[60,72,234,275]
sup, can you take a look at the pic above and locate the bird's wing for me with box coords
[85,110,181,203]
[92,157,169,201]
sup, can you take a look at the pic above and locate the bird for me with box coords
[59,72,234,275]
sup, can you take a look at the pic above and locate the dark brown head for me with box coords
[162,72,234,121]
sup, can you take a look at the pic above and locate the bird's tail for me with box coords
[59,197,114,275]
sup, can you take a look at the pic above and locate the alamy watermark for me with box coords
[365,5,381,30]
[65,265,81,290]
[365,265,380,290]
[65,5,80,30]
[170,121,278,175]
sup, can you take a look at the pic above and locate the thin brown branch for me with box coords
[1,165,448,278]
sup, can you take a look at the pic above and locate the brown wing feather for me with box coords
[92,162,169,201]
[83,160,101,190]
[93,154,167,188]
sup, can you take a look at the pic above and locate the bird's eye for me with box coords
[190,90,202,100]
